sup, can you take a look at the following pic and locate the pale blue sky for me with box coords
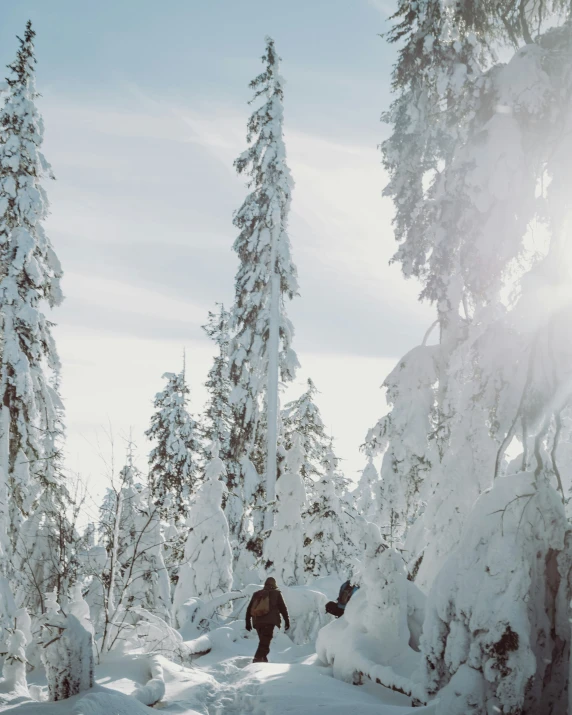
[0,2,433,502]
[2,1,391,136]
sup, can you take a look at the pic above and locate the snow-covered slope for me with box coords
[0,625,438,714]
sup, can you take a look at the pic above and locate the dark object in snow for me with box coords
[325,580,359,618]
[407,552,424,582]
[246,578,290,662]
[325,601,345,618]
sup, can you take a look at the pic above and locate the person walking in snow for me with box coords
[325,578,359,618]
[245,577,290,663]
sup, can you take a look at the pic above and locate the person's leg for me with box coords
[253,627,266,662]
[257,625,274,662]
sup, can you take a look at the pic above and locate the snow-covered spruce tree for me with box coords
[402,26,572,586]
[146,368,200,519]
[0,24,69,614]
[96,448,143,557]
[353,456,380,524]
[379,4,572,711]
[303,447,356,579]
[263,432,306,586]
[281,378,330,495]
[201,304,233,464]
[411,322,527,589]
[377,0,571,585]
[327,438,351,493]
[363,344,438,545]
[173,446,232,627]
[228,36,299,547]
[373,38,471,558]
[397,25,552,584]
[374,0,502,577]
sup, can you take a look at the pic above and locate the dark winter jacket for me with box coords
[246,587,290,629]
[337,581,359,611]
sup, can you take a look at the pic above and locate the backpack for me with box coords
[338,581,354,607]
[250,591,271,618]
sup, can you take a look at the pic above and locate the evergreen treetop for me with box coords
[282,378,330,486]
[146,369,200,518]
[201,304,233,463]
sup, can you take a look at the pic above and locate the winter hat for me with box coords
[264,577,277,590]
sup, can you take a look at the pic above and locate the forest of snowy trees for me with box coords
[0,3,571,713]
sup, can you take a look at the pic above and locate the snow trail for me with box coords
[150,630,435,715]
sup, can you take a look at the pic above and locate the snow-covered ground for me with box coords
[0,625,437,714]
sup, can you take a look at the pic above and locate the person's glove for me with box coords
[284,623,290,632]
[245,621,252,632]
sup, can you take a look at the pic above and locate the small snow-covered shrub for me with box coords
[422,473,570,715]
[128,608,191,664]
[280,584,330,645]
[2,629,29,696]
[12,607,40,670]
[176,590,251,639]
[40,613,94,701]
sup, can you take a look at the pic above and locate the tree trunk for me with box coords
[265,228,280,532]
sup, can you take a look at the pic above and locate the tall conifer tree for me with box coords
[0,23,66,599]
[228,36,299,542]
